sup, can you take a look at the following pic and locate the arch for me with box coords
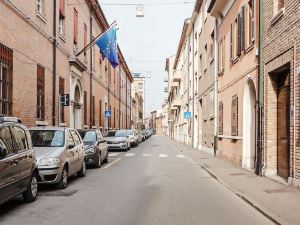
[242,78,256,170]
[72,79,83,129]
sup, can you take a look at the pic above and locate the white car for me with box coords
[126,130,139,147]
[105,130,131,151]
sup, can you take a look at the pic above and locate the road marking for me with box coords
[176,154,186,159]
[159,154,168,158]
[124,153,135,157]
[142,153,151,157]
[103,158,121,169]
[109,153,120,157]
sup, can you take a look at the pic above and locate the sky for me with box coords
[100,0,195,115]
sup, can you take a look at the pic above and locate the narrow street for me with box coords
[0,136,273,225]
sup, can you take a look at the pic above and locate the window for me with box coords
[84,24,87,57]
[0,126,15,155]
[199,54,202,76]
[37,0,45,15]
[274,0,284,14]
[73,8,78,47]
[210,89,214,117]
[70,130,81,146]
[218,37,225,73]
[210,31,215,61]
[30,130,65,147]
[138,82,143,90]
[67,131,75,147]
[59,77,65,123]
[113,107,116,128]
[204,0,208,21]
[37,65,45,121]
[12,126,28,151]
[92,96,95,126]
[99,100,102,127]
[204,44,208,69]
[84,91,87,125]
[59,0,65,36]
[218,102,223,135]
[231,95,238,136]
[92,36,95,70]
[237,13,242,57]
[246,0,255,46]
[230,23,233,61]
[0,44,13,117]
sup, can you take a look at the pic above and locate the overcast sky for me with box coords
[100,0,194,115]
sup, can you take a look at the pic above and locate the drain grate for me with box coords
[39,190,78,197]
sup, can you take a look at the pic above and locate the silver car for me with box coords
[29,127,86,189]
[105,130,130,151]
[126,130,139,147]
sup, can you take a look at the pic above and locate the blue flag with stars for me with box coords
[95,27,119,68]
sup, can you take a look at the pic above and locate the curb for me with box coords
[189,155,290,225]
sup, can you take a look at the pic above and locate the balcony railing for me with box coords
[170,81,179,88]
[172,71,181,82]
[172,98,181,108]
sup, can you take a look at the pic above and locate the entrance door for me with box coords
[277,71,290,179]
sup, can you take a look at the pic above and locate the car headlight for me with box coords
[39,158,60,166]
[85,147,96,154]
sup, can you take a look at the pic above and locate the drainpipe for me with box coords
[108,65,111,131]
[192,23,195,148]
[256,0,264,176]
[214,18,218,156]
[125,76,127,129]
[89,11,93,129]
[119,67,121,129]
[52,0,57,126]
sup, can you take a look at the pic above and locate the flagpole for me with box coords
[76,21,117,57]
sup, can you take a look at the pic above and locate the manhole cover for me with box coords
[229,173,247,176]
[39,190,78,197]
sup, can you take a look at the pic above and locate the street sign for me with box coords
[184,111,192,119]
[104,110,112,118]
[60,94,70,106]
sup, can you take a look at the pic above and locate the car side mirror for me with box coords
[68,144,75,149]
[0,146,8,158]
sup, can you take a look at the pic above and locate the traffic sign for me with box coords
[104,110,112,118]
[60,94,70,106]
[184,111,192,119]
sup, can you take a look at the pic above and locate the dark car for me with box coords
[0,117,39,205]
[77,129,108,168]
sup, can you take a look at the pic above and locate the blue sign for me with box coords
[104,110,112,118]
[184,111,192,119]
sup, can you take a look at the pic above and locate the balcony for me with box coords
[170,81,179,88]
[172,98,181,108]
[172,71,182,82]
[164,87,168,92]
[207,0,228,17]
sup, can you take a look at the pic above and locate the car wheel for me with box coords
[95,153,101,168]
[57,167,68,189]
[78,160,86,177]
[23,172,38,202]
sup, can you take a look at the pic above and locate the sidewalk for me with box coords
[173,139,300,225]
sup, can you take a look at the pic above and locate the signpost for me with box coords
[184,111,192,120]
[60,94,70,106]
[104,110,112,118]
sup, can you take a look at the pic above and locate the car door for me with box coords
[0,125,20,202]
[11,125,34,190]
[70,130,84,171]
[97,130,107,160]
[66,130,77,175]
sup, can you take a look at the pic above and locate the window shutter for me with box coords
[251,0,255,42]
[222,36,225,70]
[218,102,223,135]
[241,6,245,51]
[237,13,242,57]
[84,91,87,125]
[74,8,78,44]
[230,23,233,61]
[231,95,238,136]
[59,0,65,17]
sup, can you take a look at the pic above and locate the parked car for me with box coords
[141,130,147,141]
[77,129,108,168]
[29,127,86,189]
[126,130,139,147]
[0,117,38,205]
[105,130,130,151]
[137,130,143,143]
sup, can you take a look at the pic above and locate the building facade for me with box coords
[0,0,132,130]
[209,0,259,169]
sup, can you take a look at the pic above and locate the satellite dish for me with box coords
[136,4,144,18]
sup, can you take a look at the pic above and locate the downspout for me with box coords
[52,0,57,126]
[214,18,218,156]
[192,22,195,148]
[108,65,110,131]
[125,76,127,129]
[119,66,121,129]
[89,11,93,129]
[256,0,264,176]
[187,34,190,146]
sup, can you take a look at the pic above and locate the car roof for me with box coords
[29,126,67,131]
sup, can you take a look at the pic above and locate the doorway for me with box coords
[73,85,82,129]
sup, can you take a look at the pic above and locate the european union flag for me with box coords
[95,27,119,68]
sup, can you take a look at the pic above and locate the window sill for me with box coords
[218,135,242,140]
[218,70,224,76]
[37,12,47,23]
[244,43,254,54]
[271,8,285,25]
[231,57,239,65]
[210,57,214,64]
[35,120,48,126]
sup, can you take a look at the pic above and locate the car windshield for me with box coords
[30,130,65,147]
[127,130,134,136]
[107,131,117,137]
[78,130,97,143]
[115,131,127,137]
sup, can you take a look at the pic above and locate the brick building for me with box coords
[263,0,300,184]
[0,0,132,130]
[209,0,259,169]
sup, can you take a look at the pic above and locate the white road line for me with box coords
[142,153,151,157]
[159,154,168,158]
[176,154,186,159]
[124,153,135,157]
[103,158,121,169]
[109,153,120,157]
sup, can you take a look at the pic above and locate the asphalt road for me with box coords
[0,136,274,225]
